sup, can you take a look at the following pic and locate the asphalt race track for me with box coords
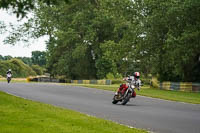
[0,82,200,133]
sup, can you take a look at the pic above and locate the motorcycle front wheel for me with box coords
[112,95,119,104]
[122,93,131,105]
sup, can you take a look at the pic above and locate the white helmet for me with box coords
[134,72,140,79]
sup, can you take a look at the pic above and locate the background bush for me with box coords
[31,65,44,75]
[0,59,36,78]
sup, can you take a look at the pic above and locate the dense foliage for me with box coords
[31,65,44,75]
[0,53,46,77]
[0,0,69,18]
[0,51,46,67]
[34,0,141,79]
[0,59,36,78]
[31,51,46,66]
[137,0,200,82]
[1,0,200,81]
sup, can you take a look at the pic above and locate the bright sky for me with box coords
[0,10,47,57]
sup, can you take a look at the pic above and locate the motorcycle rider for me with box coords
[126,72,142,90]
[7,69,12,75]
[117,72,142,97]
[6,69,12,83]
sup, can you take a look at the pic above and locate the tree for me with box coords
[43,0,140,79]
[17,57,32,65]
[2,0,146,79]
[31,51,46,66]
[135,0,200,82]
[3,0,200,82]
[0,0,69,18]
[3,55,13,60]
[0,55,4,60]
[45,0,98,79]
[31,65,43,75]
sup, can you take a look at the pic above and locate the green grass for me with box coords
[0,91,147,133]
[68,84,200,104]
[137,87,200,104]
[0,78,27,83]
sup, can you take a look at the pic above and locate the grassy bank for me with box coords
[68,84,200,104]
[0,91,146,133]
[136,87,200,104]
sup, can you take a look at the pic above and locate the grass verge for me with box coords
[67,84,200,104]
[0,91,147,133]
[0,78,27,83]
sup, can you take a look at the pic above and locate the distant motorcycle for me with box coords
[7,73,12,83]
[112,79,140,105]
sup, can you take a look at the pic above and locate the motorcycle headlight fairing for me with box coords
[131,85,135,89]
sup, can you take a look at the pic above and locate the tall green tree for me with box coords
[17,57,32,65]
[0,55,3,60]
[136,0,200,81]
[3,0,200,82]
[0,0,69,18]
[31,51,46,66]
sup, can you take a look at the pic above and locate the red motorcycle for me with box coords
[112,80,137,105]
